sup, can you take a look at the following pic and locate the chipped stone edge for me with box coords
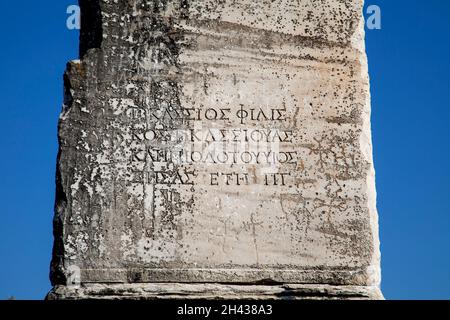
[354,0,382,289]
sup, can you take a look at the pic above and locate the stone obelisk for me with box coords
[48,0,382,299]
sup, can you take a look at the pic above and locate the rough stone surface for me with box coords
[50,0,381,299]
[47,283,382,300]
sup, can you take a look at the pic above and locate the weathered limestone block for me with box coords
[49,0,381,299]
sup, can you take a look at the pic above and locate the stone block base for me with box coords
[47,283,383,300]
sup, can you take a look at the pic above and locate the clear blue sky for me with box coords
[0,1,449,300]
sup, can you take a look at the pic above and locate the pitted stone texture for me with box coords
[51,0,381,299]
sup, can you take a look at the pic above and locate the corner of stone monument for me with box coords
[49,0,382,300]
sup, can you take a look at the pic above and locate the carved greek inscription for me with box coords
[120,100,301,187]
